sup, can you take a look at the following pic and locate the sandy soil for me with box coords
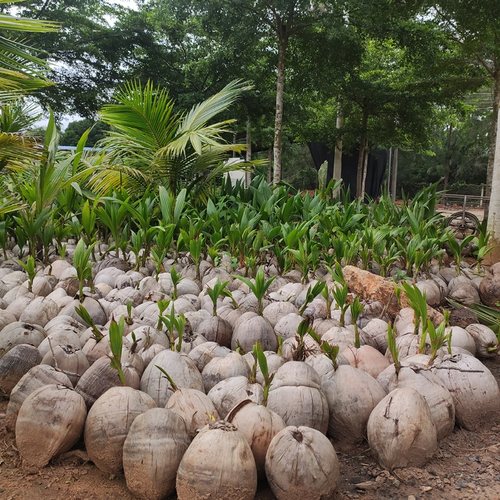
[0,359,499,500]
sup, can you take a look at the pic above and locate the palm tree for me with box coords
[89,79,260,197]
[0,0,58,100]
[0,0,59,215]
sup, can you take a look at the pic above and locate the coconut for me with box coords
[0,344,42,395]
[202,352,250,392]
[322,364,386,443]
[207,376,263,418]
[267,361,329,433]
[227,400,285,474]
[265,425,340,500]
[140,349,203,406]
[361,318,389,352]
[16,384,87,467]
[0,309,16,331]
[176,420,257,500]
[447,326,476,355]
[6,365,72,425]
[341,345,390,378]
[466,324,499,358]
[367,387,438,470]
[84,386,156,474]
[40,345,89,386]
[273,313,303,340]
[231,315,277,352]
[263,301,299,327]
[75,356,140,408]
[19,296,59,327]
[123,408,191,499]
[196,316,232,347]
[0,321,46,356]
[188,341,231,371]
[166,388,219,438]
[38,329,83,357]
[139,343,167,366]
[431,354,500,430]
[378,358,455,440]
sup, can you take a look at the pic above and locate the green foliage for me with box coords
[386,323,400,375]
[89,80,256,198]
[108,317,126,385]
[73,238,94,302]
[252,342,273,406]
[75,304,103,341]
[401,282,428,341]
[17,255,36,292]
[235,266,275,315]
[206,280,235,316]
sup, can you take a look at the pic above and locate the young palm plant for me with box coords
[235,266,275,315]
[89,80,257,198]
[73,239,94,302]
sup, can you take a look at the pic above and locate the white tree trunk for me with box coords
[391,147,399,201]
[486,107,500,262]
[273,38,287,185]
[333,109,344,181]
[245,118,252,188]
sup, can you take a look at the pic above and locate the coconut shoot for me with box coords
[401,282,428,339]
[156,299,170,330]
[252,342,273,406]
[350,297,363,348]
[299,281,326,315]
[321,341,339,370]
[386,323,400,376]
[155,365,179,392]
[75,304,103,341]
[18,256,36,293]
[321,284,332,318]
[332,284,349,327]
[73,239,94,302]
[108,317,126,385]
[206,280,237,316]
[427,319,448,365]
[235,267,275,315]
[170,266,181,299]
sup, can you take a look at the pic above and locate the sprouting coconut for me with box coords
[16,384,87,468]
[84,386,156,474]
[265,425,340,500]
[367,387,438,470]
[176,420,257,500]
[0,344,42,395]
[123,408,191,499]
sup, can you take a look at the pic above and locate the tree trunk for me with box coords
[484,69,500,220]
[333,108,344,181]
[272,35,288,185]
[356,111,368,198]
[245,117,252,188]
[360,142,370,198]
[356,135,368,198]
[267,148,273,183]
[486,107,500,262]
[391,147,399,201]
[443,124,453,194]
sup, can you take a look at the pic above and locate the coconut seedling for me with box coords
[156,299,170,330]
[386,323,401,376]
[401,281,428,340]
[18,255,36,292]
[252,342,273,406]
[287,239,319,283]
[426,318,448,365]
[73,238,94,302]
[235,266,275,316]
[446,232,475,274]
[299,281,326,316]
[80,200,97,260]
[350,296,363,348]
[108,317,126,385]
[170,266,181,299]
[151,224,175,279]
[76,304,104,341]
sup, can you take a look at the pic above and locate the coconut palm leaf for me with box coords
[0,1,59,100]
[91,79,256,196]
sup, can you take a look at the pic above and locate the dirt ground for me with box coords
[0,360,499,500]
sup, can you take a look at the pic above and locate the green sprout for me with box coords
[252,342,274,406]
[234,266,275,315]
[108,317,126,385]
[299,281,326,315]
[75,304,103,341]
[206,280,237,316]
[18,255,36,292]
[73,238,94,302]
[386,323,400,376]
[350,297,363,348]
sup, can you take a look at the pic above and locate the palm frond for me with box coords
[166,80,251,156]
